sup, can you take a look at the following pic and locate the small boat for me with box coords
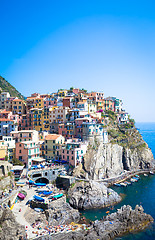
[130,178,137,183]
[150,171,154,175]
[39,191,53,196]
[34,208,44,212]
[34,183,47,187]
[17,192,26,200]
[120,182,127,187]
[34,195,45,202]
[114,183,121,187]
[132,177,139,181]
[37,188,49,192]
[144,174,148,177]
[124,181,131,185]
[52,193,63,200]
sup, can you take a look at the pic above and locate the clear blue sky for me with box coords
[0,0,155,122]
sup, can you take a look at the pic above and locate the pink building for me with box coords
[58,122,75,139]
[18,113,33,131]
[61,139,88,167]
[15,141,40,168]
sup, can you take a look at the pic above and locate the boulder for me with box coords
[45,196,80,226]
[0,208,26,240]
[68,180,121,210]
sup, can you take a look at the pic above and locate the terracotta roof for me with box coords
[0,118,14,122]
[45,134,61,140]
[0,110,11,114]
[13,99,24,102]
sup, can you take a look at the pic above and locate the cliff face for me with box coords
[82,141,154,180]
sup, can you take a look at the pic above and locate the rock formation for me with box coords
[80,142,154,180]
[35,205,154,240]
[45,196,80,225]
[68,180,121,210]
[0,208,26,240]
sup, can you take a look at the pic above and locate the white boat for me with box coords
[144,173,148,177]
[150,171,154,175]
[120,182,127,187]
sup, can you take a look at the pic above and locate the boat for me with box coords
[34,183,47,187]
[144,174,148,177]
[114,183,121,187]
[19,190,27,196]
[124,181,131,185]
[120,182,127,187]
[17,192,26,200]
[52,193,63,200]
[130,178,137,182]
[37,188,49,192]
[16,182,25,186]
[34,208,44,212]
[150,171,154,175]
[132,177,139,181]
[34,195,45,202]
[39,191,53,196]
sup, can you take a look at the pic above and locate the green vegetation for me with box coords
[12,158,24,166]
[70,182,76,188]
[105,111,146,151]
[0,76,24,99]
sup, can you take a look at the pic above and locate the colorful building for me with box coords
[58,122,75,139]
[0,92,10,109]
[49,106,69,124]
[61,138,88,167]
[15,141,40,168]
[12,99,26,115]
[11,130,39,143]
[45,134,65,160]
[0,118,15,137]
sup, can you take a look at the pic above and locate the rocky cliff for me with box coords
[81,141,154,180]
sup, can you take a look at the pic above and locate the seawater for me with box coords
[81,122,155,240]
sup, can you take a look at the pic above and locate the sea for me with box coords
[81,122,155,240]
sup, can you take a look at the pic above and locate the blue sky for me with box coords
[0,0,155,122]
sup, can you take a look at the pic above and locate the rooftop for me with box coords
[45,134,62,140]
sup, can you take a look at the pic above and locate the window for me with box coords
[19,150,21,153]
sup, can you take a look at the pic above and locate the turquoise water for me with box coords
[81,122,155,240]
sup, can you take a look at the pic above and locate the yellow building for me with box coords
[34,98,44,108]
[97,101,105,111]
[45,134,65,160]
[0,141,7,160]
[31,108,50,132]
[12,99,26,115]
[57,89,68,98]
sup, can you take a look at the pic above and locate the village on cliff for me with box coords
[0,87,154,240]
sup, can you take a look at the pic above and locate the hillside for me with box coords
[0,76,24,99]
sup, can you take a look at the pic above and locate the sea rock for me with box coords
[68,180,121,210]
[0,208,26,240]
[45,196,80,225]
[35,205,154,240]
